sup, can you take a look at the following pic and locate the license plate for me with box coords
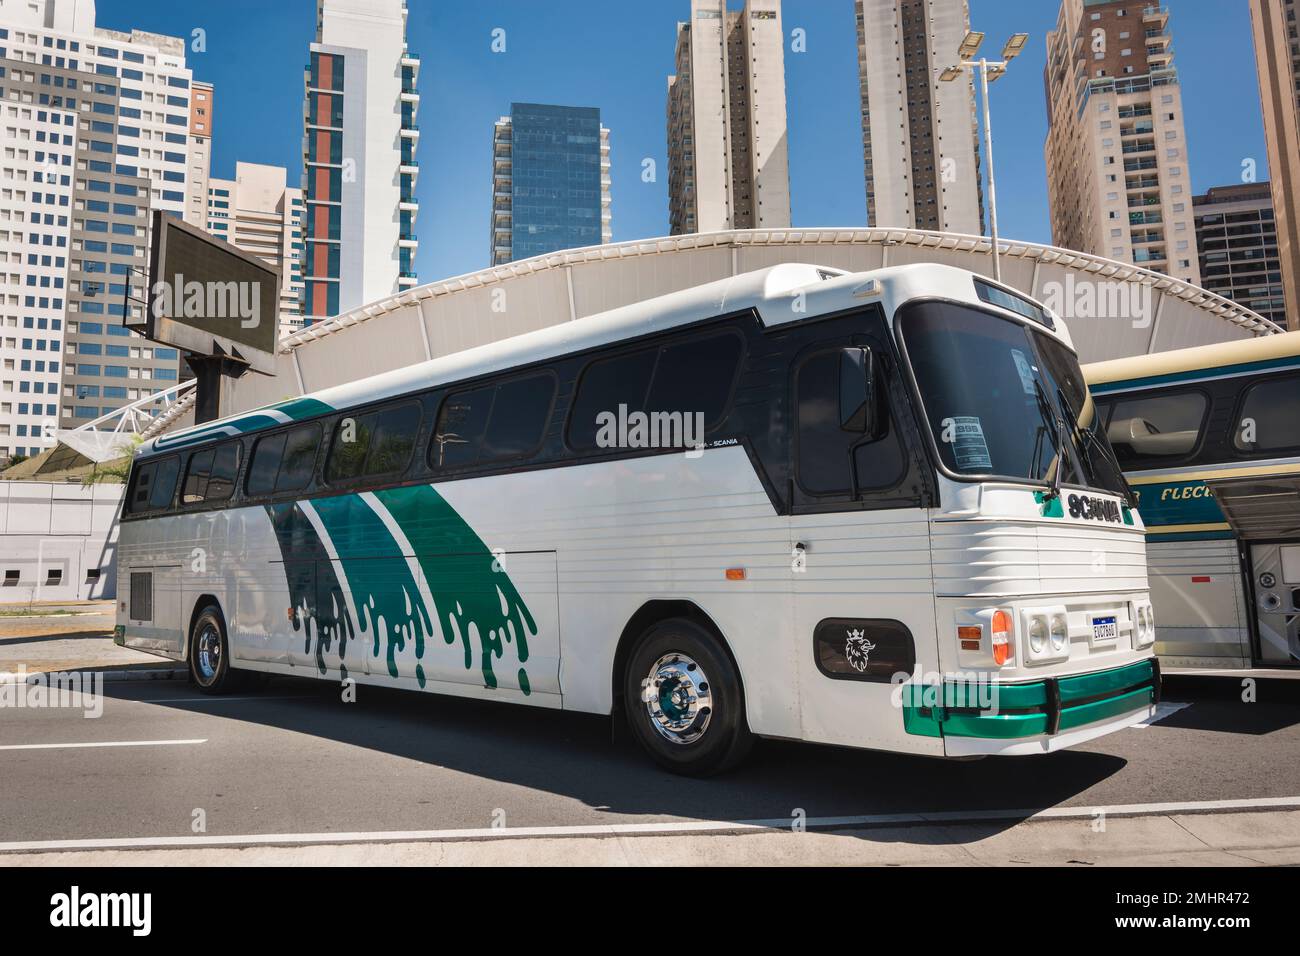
[1091,616,1118,643]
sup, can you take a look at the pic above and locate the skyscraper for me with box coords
[184,80,213,229]
[206,162,305,340]
[490,103,611,266]
[0,0,198,457]
[1193,184,1286,330]
[302,0,418,326]
[666,0,790,235]
[1044,0,1199,284]
[855,0,984,233]
[1248,0,1300,329]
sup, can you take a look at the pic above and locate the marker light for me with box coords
[991,609,1014,665]
[958,625,982,651]
[725,568,746,581]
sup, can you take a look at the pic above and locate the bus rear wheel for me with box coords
[623,618,753,776]
[189,604,237,695]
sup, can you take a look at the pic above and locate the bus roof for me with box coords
[140,261,1052,458]
[1085,329,1300,392]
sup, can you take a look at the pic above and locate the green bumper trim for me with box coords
[902,659,1157,740]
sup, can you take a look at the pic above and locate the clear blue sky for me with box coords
[97,0,1270,282]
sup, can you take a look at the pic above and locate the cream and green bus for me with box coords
[116,262,1158,774]
[1087,331,1300,672]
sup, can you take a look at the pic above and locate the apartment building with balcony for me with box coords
[1193,182,1286,329]
[1044,1,1199,284]
[302,0,418,326]
[490,103,611,266]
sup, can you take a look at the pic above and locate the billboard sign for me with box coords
[140,211,279,374]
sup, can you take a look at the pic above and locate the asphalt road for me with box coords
[1,664,1298,849]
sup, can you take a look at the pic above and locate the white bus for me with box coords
[115,262,1158,775]
[1086,331,1300,672]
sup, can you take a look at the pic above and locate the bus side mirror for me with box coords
[839,346,884,438]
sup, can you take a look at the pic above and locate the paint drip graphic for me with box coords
[267,485,537,694]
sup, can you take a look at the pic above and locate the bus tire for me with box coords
[188,603,238,695]
[623,618,753,776]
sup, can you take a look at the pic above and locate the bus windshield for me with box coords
[899,300,1129,499]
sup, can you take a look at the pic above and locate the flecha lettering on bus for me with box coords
[1160,484,1214,501]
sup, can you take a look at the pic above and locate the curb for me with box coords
[0,667,185,683]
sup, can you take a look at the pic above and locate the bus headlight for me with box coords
[1028,617,1047,655]
[1049,613,1070,653]
[1021,605,1069,664]
[1134,602,1156,648]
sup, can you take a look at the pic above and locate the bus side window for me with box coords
[206,442,241,501]
[432,386,492,469]
[246,432,287,496]
[146,457,180,512]
[645,333,743,430]
[1104,391,1207,465]
[128,461,154,513]
[182,448,215,504]
[326,404,420,483]
[481,374,555,461]
[277,425,320,491]
[566,349,657,450]
[432,374,556,470]
[1234,374,1300,454]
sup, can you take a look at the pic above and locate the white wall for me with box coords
[0,482,123,603]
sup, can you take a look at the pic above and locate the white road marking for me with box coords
[1133,701,1191,727]
[0,738,206,752]
[2,795,1298,853]
[139,695,312,704]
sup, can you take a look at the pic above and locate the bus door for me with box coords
[1206,475,1300,666]
[786,322,939,751]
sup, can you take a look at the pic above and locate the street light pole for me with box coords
[977,56,999,282]
[942,32,1027,285]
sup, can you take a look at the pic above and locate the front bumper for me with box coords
[902,657,1160,752]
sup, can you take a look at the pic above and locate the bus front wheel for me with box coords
[189,603,237,695]
[623,618,753,776]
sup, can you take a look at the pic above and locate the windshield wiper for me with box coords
[1032,379,1070,501]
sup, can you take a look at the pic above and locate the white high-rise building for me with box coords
[206,162,305,340]
[855,0,984,233]
[667,0,790,235]
[302,0,419,326]
[0,0,202,452]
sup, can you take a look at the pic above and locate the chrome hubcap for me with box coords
[196,622,221,683]
[640,653,712,745]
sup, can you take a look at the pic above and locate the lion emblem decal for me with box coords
[845,628,876,672]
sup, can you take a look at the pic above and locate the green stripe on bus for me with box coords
[1090,353,1300,393]
[308,493,435,686]
[372,484,537,695]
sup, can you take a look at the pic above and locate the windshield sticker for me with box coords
[1010,349,1038,396]
[951,416,993,471]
